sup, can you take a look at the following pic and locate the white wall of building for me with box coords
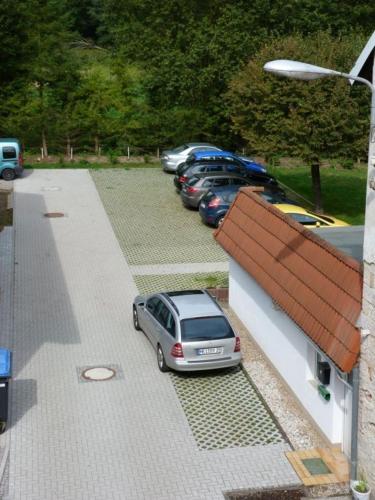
[229,258,349,447]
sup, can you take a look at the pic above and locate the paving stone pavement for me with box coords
[1,170,298,499]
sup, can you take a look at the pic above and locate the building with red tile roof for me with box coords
[214,187,362,455]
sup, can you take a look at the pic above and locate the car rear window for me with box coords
[2,147,16,159]
[186,176,200,186]
[226,191,238,203]
[172,145,188,153]
[181,316,234,341]
[203,191,216,203]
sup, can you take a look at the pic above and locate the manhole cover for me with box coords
[81,367,116,381]
[44,212,65,218]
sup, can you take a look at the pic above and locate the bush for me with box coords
[341,159,354,170]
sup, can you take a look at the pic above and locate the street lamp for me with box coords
[264,59,375,90]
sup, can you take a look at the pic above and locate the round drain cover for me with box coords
[44,212,65,218]
[82,367,116,381]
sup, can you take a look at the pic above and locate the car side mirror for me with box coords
[316,222,321,228]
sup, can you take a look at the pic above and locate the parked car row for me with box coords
[163,142,291,227]
[164,142,350,230]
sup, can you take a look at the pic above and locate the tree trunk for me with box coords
[42,129,48,158]
[94,135,99,155]
[66,136,71,158]
[311,161,323,212]
[39,83,48,158]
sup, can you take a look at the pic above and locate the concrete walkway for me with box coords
[2,170,297,499]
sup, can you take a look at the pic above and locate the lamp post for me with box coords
[264,57,375,486]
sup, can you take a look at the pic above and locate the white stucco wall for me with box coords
[229,258,348,446]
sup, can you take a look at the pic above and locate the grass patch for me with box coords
[24,161,159,170]
[269,166,367,225]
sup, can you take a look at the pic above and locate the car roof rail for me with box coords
[161,293,180,315]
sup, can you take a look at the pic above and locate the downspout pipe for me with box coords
[350,364,360,480]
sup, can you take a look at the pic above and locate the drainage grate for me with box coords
[44,212,65,218]
[302,458,331,475]
[77,364,124,383]
[169,367,285,450]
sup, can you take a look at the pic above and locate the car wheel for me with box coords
[2,169,15,181]
[215,215,225,228]
[157,344,169,372]
[132,305,141,331]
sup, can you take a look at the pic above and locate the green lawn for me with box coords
[268,166,367,225]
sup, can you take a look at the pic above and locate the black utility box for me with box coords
[317,360,331,385]
[0,349,12,433]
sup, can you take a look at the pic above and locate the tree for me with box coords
[226,32,369,210]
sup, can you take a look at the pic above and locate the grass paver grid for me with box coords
[170,367,286,451]
[91,168,227,266]
[134,271,228,295]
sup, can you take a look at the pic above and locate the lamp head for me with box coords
[264,59,340,81]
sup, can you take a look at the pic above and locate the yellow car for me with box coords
[274,204,349,228]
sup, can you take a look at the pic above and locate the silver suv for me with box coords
[133,290,241,372]
[161,143,222,173]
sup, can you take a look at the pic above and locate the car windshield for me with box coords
[181,316,234,341]
[307,211,335,224]
[172,144,188,153]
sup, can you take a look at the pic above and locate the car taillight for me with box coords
[19,152,23,166]
[234,337,241,352]
[208,197,220,208]
[179,176,188,183]
[186,186,198,193]
[171,343,184,358]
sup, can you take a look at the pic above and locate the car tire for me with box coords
[2,169,16,181]
[215,215,225,228]
[132,305,141,331]
[157,344,169,372]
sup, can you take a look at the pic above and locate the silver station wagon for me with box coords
[133,290,241,372]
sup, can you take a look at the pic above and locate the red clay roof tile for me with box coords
[215,188,362,373]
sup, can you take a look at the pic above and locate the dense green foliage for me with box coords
[1,0,375,156]
[226,33,370,161]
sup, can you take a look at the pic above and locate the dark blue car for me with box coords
[199,185,290,228]
[187,150,267,175]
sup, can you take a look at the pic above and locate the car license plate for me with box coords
[197,347,223,355]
